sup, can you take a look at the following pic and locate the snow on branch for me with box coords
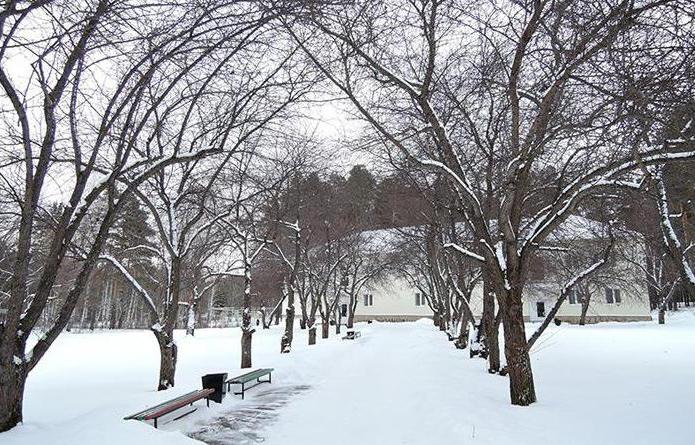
[98,255,158,318]
[442,242,486,263]
[522,147,695,252]
[656,170,695,287]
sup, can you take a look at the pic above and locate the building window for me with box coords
[568,289,578,305]
[340,303,348,317]
[415,292,426,306]
[364,294,373,306]
[605,288,621,304]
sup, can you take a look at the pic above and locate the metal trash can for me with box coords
[202,373,227,403]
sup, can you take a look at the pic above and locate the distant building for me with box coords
[348,216,652,324]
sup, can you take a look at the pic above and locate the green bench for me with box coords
[226,368,273,400]
[124,388,214,428]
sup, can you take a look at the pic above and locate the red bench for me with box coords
[124,388,214,428]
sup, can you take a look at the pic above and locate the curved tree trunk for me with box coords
[501,294,536,406]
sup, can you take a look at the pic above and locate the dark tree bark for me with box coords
[0,364,26,432]
[321,319,329,339]
[501,293,536,406]
[482,282,501,373]
[241,330,253,368]
[579,289,591,326]
[281,303,294,353]
[335,307,342,335]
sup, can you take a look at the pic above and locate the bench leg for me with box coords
[154,418,158,429]
[207,397,210,407]
[257,375,271,385]
[241,382,245,400]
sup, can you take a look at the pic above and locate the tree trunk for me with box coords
[241,329,253,369]
[501,294,536,406]
[482,282,501,373]
[0,362,26,432]
[454,315,469,350]
[153,330,177,390]
[308,322,317,345]
[299,317,306,330]
[579,293,591,326]
[658,308,665,324]
[240,255,255,368]
[281,304,294,353]
[321,319,329,339]
[487,314,502,374]
[260,307,270,329]
[186,303,196,336]
[347,302,355,328]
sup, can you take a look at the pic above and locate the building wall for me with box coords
[352,274,652,323]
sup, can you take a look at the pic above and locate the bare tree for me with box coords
[285,0,695,405]
[0,0,272,429]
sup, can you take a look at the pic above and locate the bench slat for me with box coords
[124,389,213,421]
[226,368,273,385]
[125,390,202,420]
[143,389,213,420]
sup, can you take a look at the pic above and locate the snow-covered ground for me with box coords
[2,312,694,445]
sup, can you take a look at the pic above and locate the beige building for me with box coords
[347,216,652,324]
[352,277,652,323]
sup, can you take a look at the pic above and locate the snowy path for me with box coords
[264,321,492,444]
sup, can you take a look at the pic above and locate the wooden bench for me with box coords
[342,330,361,340]
[124,388,214,428]
[226,368,273,400]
